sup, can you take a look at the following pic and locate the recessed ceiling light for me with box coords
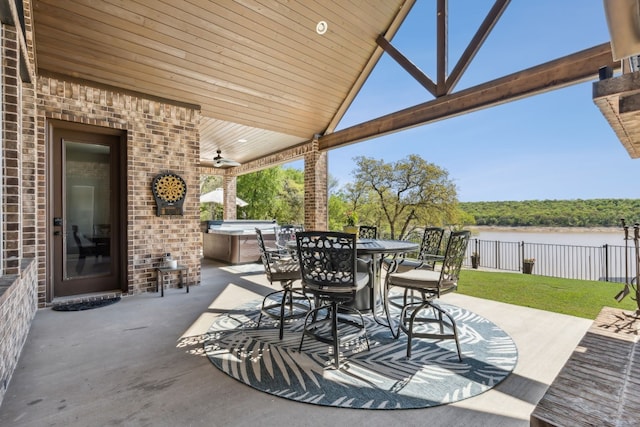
[316,21,328,35]
[238,139,247,143]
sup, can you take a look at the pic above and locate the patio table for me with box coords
[352,239,418,309]
[156,265,189,297]
[288,238,419,321]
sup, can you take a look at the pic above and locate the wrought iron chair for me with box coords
[296,231,370,369]
[72,225,95,274]
[358,225,377,239]
[274,224,304,255]
[255,228,311,339]
[390,227,445,272]
[384,230,470,360]
[382,227,445,309]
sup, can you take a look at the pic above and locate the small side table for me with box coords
[156,265,189,297]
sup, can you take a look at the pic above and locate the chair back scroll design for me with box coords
[418,227,445,261]
[358,225,377,240]
[296,232,357,293]
[275,224,304,253]
[435,230,470,295]
[384,226,445,274]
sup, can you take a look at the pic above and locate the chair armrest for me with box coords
[268,246,299,262]
[263,247,284,261]
[419,254,445,269]
[422,254,444,262]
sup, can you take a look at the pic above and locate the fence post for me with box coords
[520,241,525,272]
[604,244,609,282]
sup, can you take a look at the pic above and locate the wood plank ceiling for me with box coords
[31,0,410,168]
[31,0,629,170]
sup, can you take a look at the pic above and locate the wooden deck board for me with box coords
[530,307,640,427]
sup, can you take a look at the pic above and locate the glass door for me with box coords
[52,126,122,297]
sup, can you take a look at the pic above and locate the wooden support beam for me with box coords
[319,43,617,151]
[436,0,447,96]
[619,92,640,114]
[446,0,511,93]
[376,34,437,97]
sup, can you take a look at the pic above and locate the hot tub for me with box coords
[202,220,277,264]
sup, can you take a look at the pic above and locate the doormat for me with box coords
[52,296,121,312]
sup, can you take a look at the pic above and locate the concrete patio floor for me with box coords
[0,259,592,427]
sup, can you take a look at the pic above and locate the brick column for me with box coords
[223,175,237,220]
[2,26,22,274]
[303,142,328,230]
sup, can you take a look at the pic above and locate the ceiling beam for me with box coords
[319,43,618,151]
[376,34,437,96]
[376,0,510,98]
[619,92,640,114]
[446,0,510,93]
[436,0,447,96]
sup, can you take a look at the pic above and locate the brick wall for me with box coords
[0,259,38,407]
[36,76,202,302]
[3,25,22,275]
[0,9,39,409]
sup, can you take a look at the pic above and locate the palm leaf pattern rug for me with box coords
[204,299,517,409]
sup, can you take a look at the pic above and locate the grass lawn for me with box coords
[458,269,638,319]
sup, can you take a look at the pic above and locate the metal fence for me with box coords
[464,238,635,283]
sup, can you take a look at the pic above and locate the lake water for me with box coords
[468,227,634,281]
[472,227,626,247]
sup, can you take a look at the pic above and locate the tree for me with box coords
[237,168,282,220]
[328,193,349,231]
[236,166,306,225]
[199,175,223,221]
[272,168,305,224]
[349,155,458,239]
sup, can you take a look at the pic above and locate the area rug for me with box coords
[204,299,518,409]
[52,296,121,311]
[222,263,265,274]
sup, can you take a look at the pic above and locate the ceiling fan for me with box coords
[213,149,240,168]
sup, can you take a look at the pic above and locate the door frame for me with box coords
[47,119,128,302]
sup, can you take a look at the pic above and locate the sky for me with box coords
[293,0,638,203]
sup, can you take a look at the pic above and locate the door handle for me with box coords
[54,231,61,236]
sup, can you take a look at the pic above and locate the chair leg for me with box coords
[257,299,267,330]
[257,290,284,332]
[406,302,425,359]
[259,284,311,340]
[299,305,326,352]
[299,306,317,352]
[336,303,370,353]
[279,289,288,340]
[384,280,401,339]
[429,302,463,361]
[331,301,340,369]
[353,306,370,352]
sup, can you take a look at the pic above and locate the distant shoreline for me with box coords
[469,225,621,234]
